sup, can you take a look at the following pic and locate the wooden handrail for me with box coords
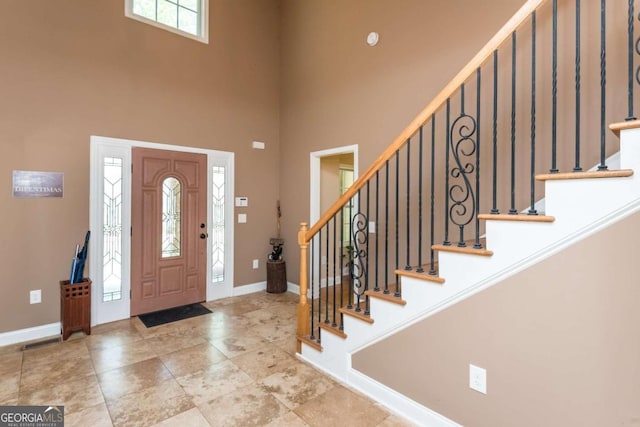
[304,0,547,242]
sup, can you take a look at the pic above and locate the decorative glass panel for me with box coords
[162,177,181,258]
[103,157,123,302]
[212,167,225,283]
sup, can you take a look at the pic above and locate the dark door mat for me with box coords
[138,303,211,328]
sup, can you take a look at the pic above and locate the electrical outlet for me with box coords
[369,221,376,233]
[469,364,487,394]
[30,290,42,304]
[252,259,259,269]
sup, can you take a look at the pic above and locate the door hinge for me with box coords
[131,164,133,173]
[130,226,132,236]
[130,289,132,298]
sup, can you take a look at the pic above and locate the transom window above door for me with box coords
[125,0,209,43]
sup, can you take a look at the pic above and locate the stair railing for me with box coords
[296,0,638,351]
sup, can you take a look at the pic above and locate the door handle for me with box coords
[200,233,208,239]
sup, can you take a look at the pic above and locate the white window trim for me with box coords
[90,135,234,326]
[124,0,209,44]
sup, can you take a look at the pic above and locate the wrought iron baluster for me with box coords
[551,0,559,173]
[429,116,437,275]
[510,31,518,215]
[348,198,353,309]
[450,84,478,247]
[339,207,344,330]
[599,0,608,170]
[352,189,368,310]
[395,151,400,297]
[491,50,500,215]
[375,171,380,291]
[384,160,390,294]
[443,99,451,246]
[574,0,582,172]
[405,139,411,270]
[529,11,539,215]
[310,238,315,341]
[332,215,337,326]
[628,0,636,120]
[417,127,424,273]
[365,181,370,315]
[474,68,482,249]
[324,224,329,324]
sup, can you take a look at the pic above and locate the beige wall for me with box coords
[353,210,640,426]
[0,0,280,332]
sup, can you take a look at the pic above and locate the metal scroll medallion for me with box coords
[449,113,477,246]
[350,212,368,296]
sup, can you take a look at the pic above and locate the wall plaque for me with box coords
[13,170,64,198]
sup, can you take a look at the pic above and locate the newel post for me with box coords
[296,222,310,353]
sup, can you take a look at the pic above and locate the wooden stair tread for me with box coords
[610,120,640,137]
[478,213,555,222]
[318,322,347,339]
[395,268,445,284]
[298,335,322,352]
[365,288,407,306]
[536,169,633,181]
[339,306,374,324]
[432,238,493,257]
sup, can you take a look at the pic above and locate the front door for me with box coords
[131,148,207,316]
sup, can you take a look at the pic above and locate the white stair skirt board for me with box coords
[0,322,61,347]
[300,126,640,422]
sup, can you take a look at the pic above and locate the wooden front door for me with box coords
[131,148,207,316]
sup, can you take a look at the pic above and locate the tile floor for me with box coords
[0,291,415,426]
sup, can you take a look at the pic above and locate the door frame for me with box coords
[309,144,359,226]
[309,145,358,293]
[89,135,235,326]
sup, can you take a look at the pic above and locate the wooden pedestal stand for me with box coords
[266,260,287,293]
[60,279,91,340]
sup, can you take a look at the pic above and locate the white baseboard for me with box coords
[0,322,61,348]
[287,282,300,294]
[232,281,266,296]
[347,367,462,427]
[296,351,460,427]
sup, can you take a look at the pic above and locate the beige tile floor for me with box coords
[0,291,416,427]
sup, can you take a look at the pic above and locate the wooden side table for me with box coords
[60,279,91,340]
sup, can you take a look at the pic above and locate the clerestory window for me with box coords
[125,0,209,43]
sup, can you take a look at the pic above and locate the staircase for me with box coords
[294,0,640,425]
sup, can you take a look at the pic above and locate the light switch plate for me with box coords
[238,213,247,223]
[252,141,265,149]
[235,197,248,207]
[30,289,41,304]
[469,364,487,394]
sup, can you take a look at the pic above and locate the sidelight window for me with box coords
[103,157,124,302]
